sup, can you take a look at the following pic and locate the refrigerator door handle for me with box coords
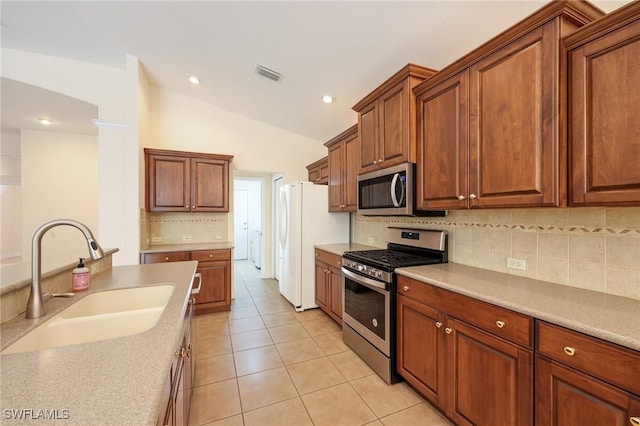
[279,189,288,250]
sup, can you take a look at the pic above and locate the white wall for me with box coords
[20,130,99,271]
[147,86,326,182]
[0,133,22,260]
[2,48,140,267]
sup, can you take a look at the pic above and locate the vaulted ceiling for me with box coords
[1,1,631,142]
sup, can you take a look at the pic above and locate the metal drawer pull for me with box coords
[445,327,452,334]
[175,347,187,358]
[564,346,576,356]
[629,417,640,426]
[458,195,465,200]
[496,320,505,328]
[165,257,170,261]
[403,286,410,291]
[469,194,477,199]
[435,322,442,328]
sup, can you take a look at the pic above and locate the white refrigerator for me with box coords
[278,181,350,311]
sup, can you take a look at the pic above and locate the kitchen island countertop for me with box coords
[0,261,198,425]
[397,262,640,352]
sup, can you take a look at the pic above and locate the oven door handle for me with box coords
[342,267,388,291]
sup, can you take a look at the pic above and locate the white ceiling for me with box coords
[0,0,631,143]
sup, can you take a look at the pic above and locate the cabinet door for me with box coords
[328,266,343,323]
[397,294,446,407]
[328,143,344,212]
[379,80,409,168]
[319,162,329,184]
[314,261,329,310]
[469,23,560,207]
[447,318,533,426]
[147,154,191,212]
[417,71,469,210]
[359,101,379,173]
[536,356,640,426]
[308,167,320,184]
[191,158,229,212]
[343,133,359,211]
[569,19,640,205]
[196,261,230,307]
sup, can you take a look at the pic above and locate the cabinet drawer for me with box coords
[191,249,231,262]
[397,276,533,349]
[315,249,342,269]
[536,321,640,395]
[141,251,190,264]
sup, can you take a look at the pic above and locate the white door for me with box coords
[234,189,249,260]
[274,177,284,282]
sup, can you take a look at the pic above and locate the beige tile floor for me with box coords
[188,260,453,426]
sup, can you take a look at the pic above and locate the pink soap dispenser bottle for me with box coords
[72,257,90,291]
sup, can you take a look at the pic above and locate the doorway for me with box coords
[233,178,263,268]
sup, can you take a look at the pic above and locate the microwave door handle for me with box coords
[390,173,405,208]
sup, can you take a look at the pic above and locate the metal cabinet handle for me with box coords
[564,346,576,356]
[469,194,477,200]
[496,320,505,328]
[435,322,442,328]
[165,257,170,261]
[445,327,453,334]
[458,195,465,200]
[175,347,187,358]
[403,285,410,291]
[629,417,640,426]
[378,159,383,163]
[185,205,189,209]
[192,205,195,209]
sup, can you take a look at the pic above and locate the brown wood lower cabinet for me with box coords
[140,249,232,314]
[535,321,640,426]
[397,275,533,426]
[314,249,343,324]
[158,293,195,426]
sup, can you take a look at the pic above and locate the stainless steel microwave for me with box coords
[357,163,445,217]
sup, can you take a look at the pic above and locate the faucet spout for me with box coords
[26,219,105,319]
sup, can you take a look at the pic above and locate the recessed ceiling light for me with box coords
[39,118,53,126]
[322,95,334,104]
[188,75,201,85]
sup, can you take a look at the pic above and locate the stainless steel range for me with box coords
[341,227,448,384]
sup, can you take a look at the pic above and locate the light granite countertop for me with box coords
[140,241,234,254]
[314,243,379,257]
[0,261,198,425]
[397,262,640,352]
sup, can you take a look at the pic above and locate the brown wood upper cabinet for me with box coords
[565,1,640,206]
[145,148,233,212]
[324,125,359,212]
[306,156,329,185]
[414,1,604,210]
[353,64,437,174]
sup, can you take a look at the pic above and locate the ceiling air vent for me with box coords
[256,64,283,82]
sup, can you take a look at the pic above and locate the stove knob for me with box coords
[358,265,365,272]
[376,271,382,278]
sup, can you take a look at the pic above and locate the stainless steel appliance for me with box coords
[342,227,448,383]
[357,163,445,217]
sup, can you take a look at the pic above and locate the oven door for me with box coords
[342,267,391,356]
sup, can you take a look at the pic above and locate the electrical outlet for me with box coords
[183,235,192,242]
[151,237,162,243]
[368,237,374,243]
[215,235,222,240]
[91,263,100,275]
[507,258,526,271]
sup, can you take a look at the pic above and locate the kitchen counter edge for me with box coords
[314,243,380,257]
[140,241,234,253]
[396,262,640,352]
[0,261,198,426]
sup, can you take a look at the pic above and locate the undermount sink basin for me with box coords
[2,285,174,355]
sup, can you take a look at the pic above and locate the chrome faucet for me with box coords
[26,219,105,319]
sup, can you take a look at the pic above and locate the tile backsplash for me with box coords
[352,207,640,300]
[140,210,229,246]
